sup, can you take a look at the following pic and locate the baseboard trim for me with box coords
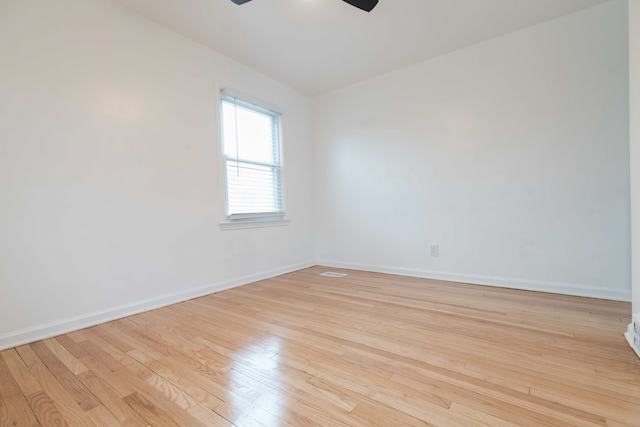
[316,260,632,302]
[0,261,315,351]
[627,315,640,360]
[625,325,640,359]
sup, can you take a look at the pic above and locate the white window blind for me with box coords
[220,92,284,221]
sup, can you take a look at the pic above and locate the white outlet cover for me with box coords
[430,245,439,257]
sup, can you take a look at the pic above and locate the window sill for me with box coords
[218,219,290,231]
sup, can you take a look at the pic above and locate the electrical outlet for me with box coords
[430,245,439,257]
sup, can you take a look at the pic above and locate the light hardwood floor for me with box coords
[1,266,639,426]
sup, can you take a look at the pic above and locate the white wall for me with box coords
[0,0,631,351]
[0,0,315,349]
[631,0,640,314]
[313,0,630,300]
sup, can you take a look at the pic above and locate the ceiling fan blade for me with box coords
[342,0,378,12]
[229,0,378,12]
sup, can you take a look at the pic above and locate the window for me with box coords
[220,92,284,222]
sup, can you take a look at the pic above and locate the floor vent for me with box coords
[320,272,348,278]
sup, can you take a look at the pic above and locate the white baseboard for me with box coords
[625,328,640,360]
[1,260,630,351]
[316,260,632,302]
[0,261,315,351]
[627,315,640,360]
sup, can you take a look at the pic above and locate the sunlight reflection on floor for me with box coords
[229,335,287,425]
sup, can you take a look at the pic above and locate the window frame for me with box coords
[218,90,287,229]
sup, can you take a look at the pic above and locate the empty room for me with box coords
[1,0,639,425]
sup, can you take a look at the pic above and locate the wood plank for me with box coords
[0,351,27,398]
[123,393,181,427]
[75,350,138,399]
[0,396,40,427]
[54,336,90,361]
[0,352,40,426]
[143,360,223,411]
[1,349,42,396]
[25,358,96,426]
[14,345,41,369]
[43,338,88,376]
[0,397,14,427]
[26,391,67,427]
[86,405,121,426]
[141,370,233,426]
[77,371,149,427]
[29,342,100,412]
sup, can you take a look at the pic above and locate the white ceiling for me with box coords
[113,0,610,95]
